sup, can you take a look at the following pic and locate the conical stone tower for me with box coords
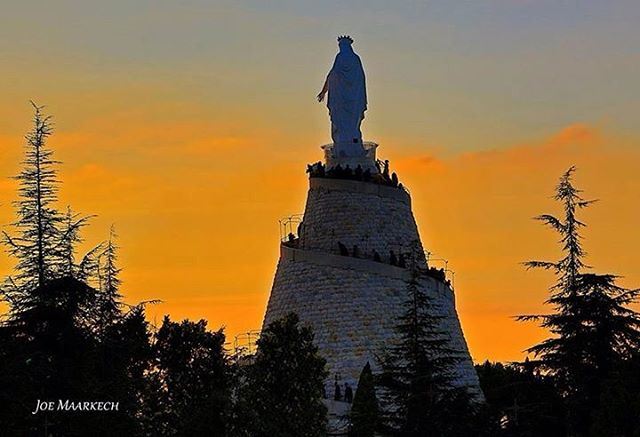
[262,142,482,399]
[262,37,482,419]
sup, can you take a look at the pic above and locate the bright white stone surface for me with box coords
[321,142,379,173]
[262,177,482,401]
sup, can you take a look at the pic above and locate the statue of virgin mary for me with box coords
[317,36,367,157]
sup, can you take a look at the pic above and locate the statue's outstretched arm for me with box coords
[317,76,329,102]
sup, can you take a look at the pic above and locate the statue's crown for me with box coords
[337,35,354,44]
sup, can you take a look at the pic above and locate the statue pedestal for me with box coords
[321,141,379,173]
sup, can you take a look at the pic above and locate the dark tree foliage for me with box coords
[475,360,565,437]
[349,362,380,437]
[517,167,640,436]
[94,225,124,336]
[0,277,160,437]
[59,208,104,299]
[234,313,328,437]
[92,304,154,435]
[0,105,151,436]
[590,354,640,436]
[377,263,482,437]
[2,102,64,299]
[0,104,243,437]
[1,104,99,314]
[59,206,89,277]
[0,277,126,436]
[149,317,232,437]
[100,225,121,300]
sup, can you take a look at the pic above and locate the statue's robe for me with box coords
[327,44,367,156]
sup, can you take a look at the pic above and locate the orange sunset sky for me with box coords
[1,1,639,363]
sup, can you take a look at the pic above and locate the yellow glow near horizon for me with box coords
[1,110,638,363]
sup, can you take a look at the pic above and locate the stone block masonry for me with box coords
[262,175,482,400]
[299,178,418,260]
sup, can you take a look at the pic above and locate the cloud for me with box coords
[455,123,601,166]
[546,123,600,147]
[395,153,445,172]
[388,124,604,182]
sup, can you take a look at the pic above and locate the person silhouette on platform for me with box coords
[390,250,398,266]
[344,383,353,403]
[334,375,342,401]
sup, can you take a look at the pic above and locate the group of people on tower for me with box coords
[306,160,403,189]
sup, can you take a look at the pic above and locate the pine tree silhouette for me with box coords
[377,243,479,436]
[0,103,154,436]
[2,102,63,296]
[95,225,123,335]
[59,205,99,282]
[349,362,379,437]
[517,167,640,435]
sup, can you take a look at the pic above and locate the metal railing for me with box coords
[275,219,454,289]
[278,214,303,243]
[425,250,455,290]
[233,330,261,357]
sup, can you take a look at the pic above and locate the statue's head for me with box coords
[337,35,354,51]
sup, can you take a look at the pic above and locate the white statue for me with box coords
[317,35,367,157]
